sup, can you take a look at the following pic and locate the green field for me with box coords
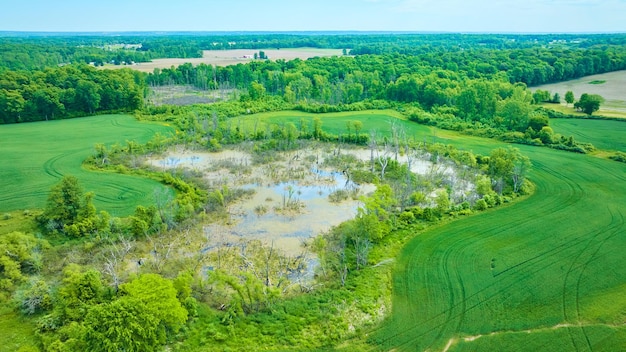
[239,110,433,139]
[363,123,626,350]
[551,119,626,153]
[0,115,173,216]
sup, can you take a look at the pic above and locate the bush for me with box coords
[15,278,53,315]
[474,199,488,211]
[609,152,626,163]
[399,211,416,224]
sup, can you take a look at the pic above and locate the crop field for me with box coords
[533,70,626,113]
[108,48,344,72]
[550,119,626,153]
[0,115,173,216]
[366,123,626,351]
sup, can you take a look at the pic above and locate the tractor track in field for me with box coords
[42,152,69,179]
[560,207,619,352]
[573,208,624,352]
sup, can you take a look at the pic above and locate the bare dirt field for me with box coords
[107,48,344,72]
[533,70,626,112]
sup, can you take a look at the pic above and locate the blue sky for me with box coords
[1,0,625,33]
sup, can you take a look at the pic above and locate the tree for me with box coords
[0,89,25,123]
[75,80,101,114]
[41,176,83,232]
[574,93,604,115]
[40,176,108,236]
[564,90,575,106]
[0,232,45,294]
[30,88,64,121]
[488,147,531,194]
[55,264,105,323]
[84,297,162,352]
[119,274,188,332]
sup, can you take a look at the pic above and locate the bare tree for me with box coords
[102,237,134,291]
[376,139,391,180]
[369,129,378,173]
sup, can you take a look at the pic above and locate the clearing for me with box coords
[533,70,626,114]
[106,48,344,72]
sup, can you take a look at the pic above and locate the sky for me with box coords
[0,0,625,33]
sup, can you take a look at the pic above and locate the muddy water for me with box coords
[225,171,374,256]
[148,148,375,256]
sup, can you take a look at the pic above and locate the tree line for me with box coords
[2,32,626,72]
[0,64,145,123]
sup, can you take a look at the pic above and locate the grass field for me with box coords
[0,115,173,216]
[358,119,626,351]
[550,119,626,153]
[237,109,434,140]
[0,306,37,352]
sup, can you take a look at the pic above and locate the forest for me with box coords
[1,32,626,352]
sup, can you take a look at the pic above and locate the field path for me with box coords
[371,141,626,351]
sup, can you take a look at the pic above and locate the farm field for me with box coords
[0,115,173,216]
[108,48,344,72]
[550,118,626,153]
[369,126,626,351]
[533,70,626,113]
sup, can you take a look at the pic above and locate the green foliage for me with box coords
[574,93,604,115]
[0,232,46,295]
[41,176,83,231]
[15,278,52,315]
[565,90,575,105]
[84,297,163,352]
[488,147,531,194]
[609,151,626,163]
[54,264,105,323]
[39,177,110,237]
[0,65,145,123]
[473,198,488,211]
[120,274,188,331]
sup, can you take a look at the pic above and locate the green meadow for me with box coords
[0,115,173,216]
[550,118,626,153]
[364,121,626,351]
[238,110,433,139]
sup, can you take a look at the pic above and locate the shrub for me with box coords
[609,151,626,163]
[399,211,416,224]
[474,199,488,211]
